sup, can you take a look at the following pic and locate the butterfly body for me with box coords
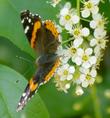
[17,10,60,111]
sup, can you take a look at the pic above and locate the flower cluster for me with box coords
[54,0,107,95]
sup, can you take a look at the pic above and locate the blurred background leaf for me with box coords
[0,0,110,118]
[0,64,49,118]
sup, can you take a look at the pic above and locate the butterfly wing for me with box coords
[43,20,60,54]
[20,10,42,48]
[17,56,60,112]
[17,12,61,111]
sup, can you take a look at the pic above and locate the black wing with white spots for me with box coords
[20,10,41,43]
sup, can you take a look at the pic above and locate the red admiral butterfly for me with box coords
[17,10,60,111]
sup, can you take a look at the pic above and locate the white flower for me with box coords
[66,38,83,62]
[90,13,106,29]
[57,46,70,63]
[76,67,97,88]
[90,38,107,49]
[81,0,99,18]
[75,86,84,95]
[74,48,97,68]
[72,27,82,38]
[57,64,75,81]
[54,74,69,93]
[67,45,78,61]
[59,2,79,31]
[90,38,107,57]
[71,27,90,38]
[94,28,106,39]
[82,68,97,88]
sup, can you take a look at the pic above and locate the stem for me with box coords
[77,0,80,26]
[91,85,102,118]
[62,38,74,45]
[80,18,90,22]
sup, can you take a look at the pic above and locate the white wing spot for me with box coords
[24,26,29,34]
[18,102,21,105]
[26,17,29,20]
[28,19,31,23]
[24,96,28,101]
[21,19,24,23]
[22,93,26,97]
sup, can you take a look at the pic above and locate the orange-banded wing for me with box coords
[44,20,59,39]
[16,57,60,112]
[16,78,39,112]
[41,20,60,54]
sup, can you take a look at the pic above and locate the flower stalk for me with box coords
[91,86,102,118]
[77,0,80,26]
[54,0,107,97]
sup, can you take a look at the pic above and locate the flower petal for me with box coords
[63,64,69,69]
[75,86,84,95]
[60,8,69,16]
[89,78,95,85]
[89,56,97,65]
[90,38,97,47]
[85,48,93,55]
[65,23,72,31]
[74,56,82,65]
[94,28,106,39]
[64,2,71,9]
[77,48,84,56]
[90,68,97,77]
[90,0,100,5]
[72,15,80,24]
[82,62,91,69]
[90,20,97,29]
[81,9,90,18]
[65,83,70,89]
[67,74,73,80]
[73,37,83,48]
[81,27,90,37]
[69,66,75,73]
[91,6,99,14]
[82,80,89,88]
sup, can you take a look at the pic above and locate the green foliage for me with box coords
[0,64,49,118]
[0,0,110,118]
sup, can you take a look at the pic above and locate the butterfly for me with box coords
[16,10,60,112]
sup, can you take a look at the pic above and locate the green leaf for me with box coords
[0,64,49,118]
[0,0,58,57]
[0,36,35,79]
